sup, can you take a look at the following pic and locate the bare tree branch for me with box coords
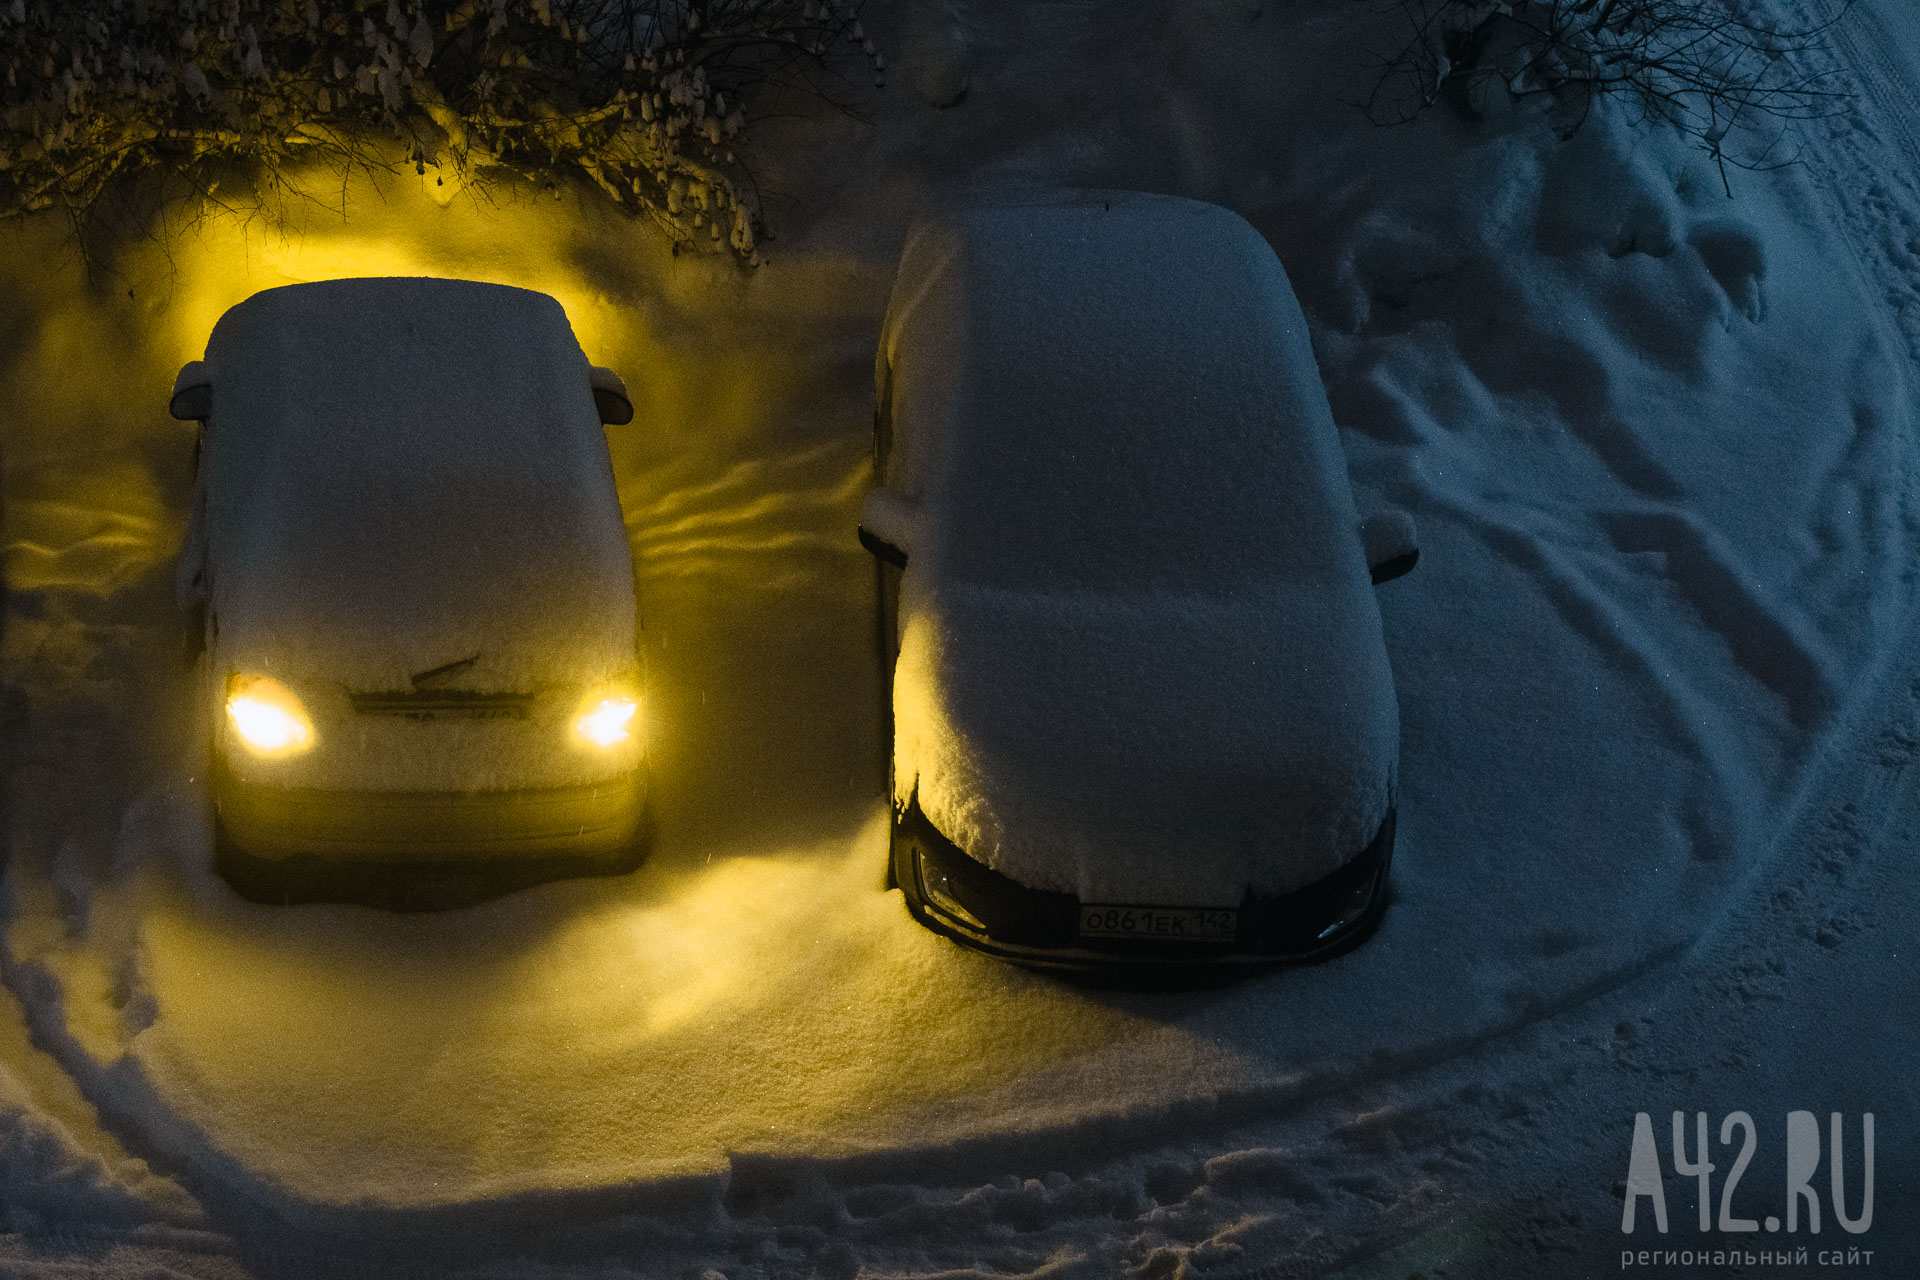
[1361,0,1853,173]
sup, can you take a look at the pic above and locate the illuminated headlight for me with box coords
[225,674,314,756]
[574,689,639,748]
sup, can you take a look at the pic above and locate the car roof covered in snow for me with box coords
[197,277,636,693]
[879,191,1368,595]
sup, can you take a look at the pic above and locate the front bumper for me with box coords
[211,762,648,906]
[891,797,1393,985]
[213,761,647,861]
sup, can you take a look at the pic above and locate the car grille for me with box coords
[348,690,536,720]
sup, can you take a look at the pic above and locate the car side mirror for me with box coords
[170,360,212,421]
[859,487,916,568]
[590,366,633,425]
[1360,509,1418,585]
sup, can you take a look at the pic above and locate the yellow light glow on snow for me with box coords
[1,155,672,603]
[575,696,639,748]
[93,811,1162,1207]
[225,674,314,756]
[2,467,170,595]
[156,160,626,383]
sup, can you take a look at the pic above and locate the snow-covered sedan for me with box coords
[171,277,646,904]
[859,193,1417,979]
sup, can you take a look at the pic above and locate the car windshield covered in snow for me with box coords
[191,278,637,696]
[899,199,1360,599]
[935,362,1339,598]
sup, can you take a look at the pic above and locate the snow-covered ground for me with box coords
[2,0,1917,1275]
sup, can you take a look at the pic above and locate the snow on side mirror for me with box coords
[858,487,916,568]
[170,360,212,421]
[1360,509,1418,585]
[589,366,633,425]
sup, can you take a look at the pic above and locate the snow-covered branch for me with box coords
[0,0,884,262]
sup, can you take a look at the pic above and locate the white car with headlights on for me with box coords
[171,277,645,905]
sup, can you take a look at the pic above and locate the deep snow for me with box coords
[1,0,1918,1275]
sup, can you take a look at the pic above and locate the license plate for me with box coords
[1078,904,1238,943]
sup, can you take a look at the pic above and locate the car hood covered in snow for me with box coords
[190,277,637,697]
[883,193,1399,905]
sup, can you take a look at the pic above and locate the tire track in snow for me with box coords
[1819,0,1920,173]
[1794,0,1920,373]
[1407,486,1762,858]
[1555,2,1920,1019]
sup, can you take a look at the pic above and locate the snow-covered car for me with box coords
[859,193,1417,979]
[170,277,646,904]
